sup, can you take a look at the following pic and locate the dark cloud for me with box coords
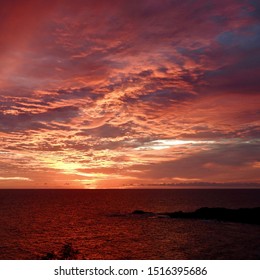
[249,0,260,19]
[78,124,127,138]
[138,141,260,180]
[0,105,79,132]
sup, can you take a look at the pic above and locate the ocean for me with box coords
[0,189,260,260]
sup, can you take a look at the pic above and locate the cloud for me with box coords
[0,0,259,188]
[0,177,32,181]
[130,140,260,181]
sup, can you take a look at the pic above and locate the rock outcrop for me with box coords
[131,207,260,225]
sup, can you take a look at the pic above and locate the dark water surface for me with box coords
[0,189,260,259]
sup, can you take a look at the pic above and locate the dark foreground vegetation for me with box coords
[40,243,80,260]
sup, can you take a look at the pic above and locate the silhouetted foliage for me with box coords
[59,242,79,260]
[40,242,79,260]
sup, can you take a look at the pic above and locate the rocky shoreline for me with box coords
[131,207,260,225]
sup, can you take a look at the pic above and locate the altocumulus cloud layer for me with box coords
[0,0,259,188]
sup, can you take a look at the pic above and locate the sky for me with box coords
[0,0,259,188]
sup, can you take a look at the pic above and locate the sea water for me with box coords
[0,189,259,259]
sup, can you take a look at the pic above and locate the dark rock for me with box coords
[132,210,149,215]
[164,207,260,225]
[131,210,156,217]
[131,207,260,225]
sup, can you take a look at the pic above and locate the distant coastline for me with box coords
[131,207,260,225]
[123,182,260,189]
